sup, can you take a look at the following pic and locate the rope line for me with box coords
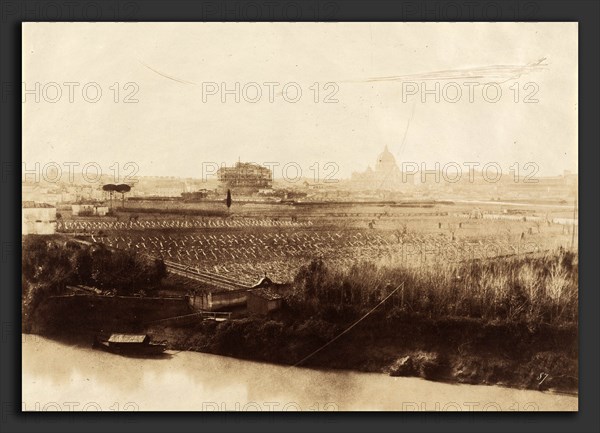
[292,282,404,368]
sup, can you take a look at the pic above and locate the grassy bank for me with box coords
[147,310,577,393]
[149,249,578,393]
[26,299,577,393]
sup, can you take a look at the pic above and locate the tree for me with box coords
[102,184,117,209]
[226,189,232,209]
[115,184,132,208]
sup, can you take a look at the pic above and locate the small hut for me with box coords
[246,288,283,315]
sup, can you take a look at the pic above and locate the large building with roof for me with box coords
[22,201,57,235]
[217,162,272,194]
[351,146,413,191]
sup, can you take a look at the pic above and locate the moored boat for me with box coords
[93,333,167,357]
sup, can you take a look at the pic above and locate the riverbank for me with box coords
[143,310,577,394]
[26,298,577,395]
[22,238,578,395]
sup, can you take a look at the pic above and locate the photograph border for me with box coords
[1,0,598,432]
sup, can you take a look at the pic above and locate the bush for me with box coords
[22,237,168,306]
[292,249,577,325]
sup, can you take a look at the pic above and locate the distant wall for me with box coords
[33,294,192,333]
[247,294,283,315]
[190,289,247,311]
[190,284,293,312]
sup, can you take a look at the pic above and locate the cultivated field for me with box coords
[59,201,577,286]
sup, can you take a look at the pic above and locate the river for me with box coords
[22,335,577,411]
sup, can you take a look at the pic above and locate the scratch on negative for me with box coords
[139,61,196,85]
[359,57,548,85]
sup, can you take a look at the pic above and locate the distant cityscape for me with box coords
[22,146,577,237]
[23,146,577,205]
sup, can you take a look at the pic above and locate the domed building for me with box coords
[351,146,411,191]
[375,145,399,173]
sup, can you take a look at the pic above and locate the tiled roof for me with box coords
[248,287,283,301]
[251,276,273,288]
[22,201,55,208]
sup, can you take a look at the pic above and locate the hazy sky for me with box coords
[22,22,577,180]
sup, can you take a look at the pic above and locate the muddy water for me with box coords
[22,335,577,411]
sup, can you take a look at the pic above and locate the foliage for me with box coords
[77,209,94,217]
[291,249,578,325]
[22,236,168,310]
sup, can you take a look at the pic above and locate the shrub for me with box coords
[292,249,577,325]
[22,237,168,310]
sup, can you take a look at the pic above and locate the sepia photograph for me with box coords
[21,22,578,412]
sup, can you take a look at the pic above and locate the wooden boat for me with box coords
[93,333,167,357]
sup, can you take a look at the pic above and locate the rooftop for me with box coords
[108,334,149,344]
[251,276,274,288]
[248,287,283,301]
[22,201,55,209]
